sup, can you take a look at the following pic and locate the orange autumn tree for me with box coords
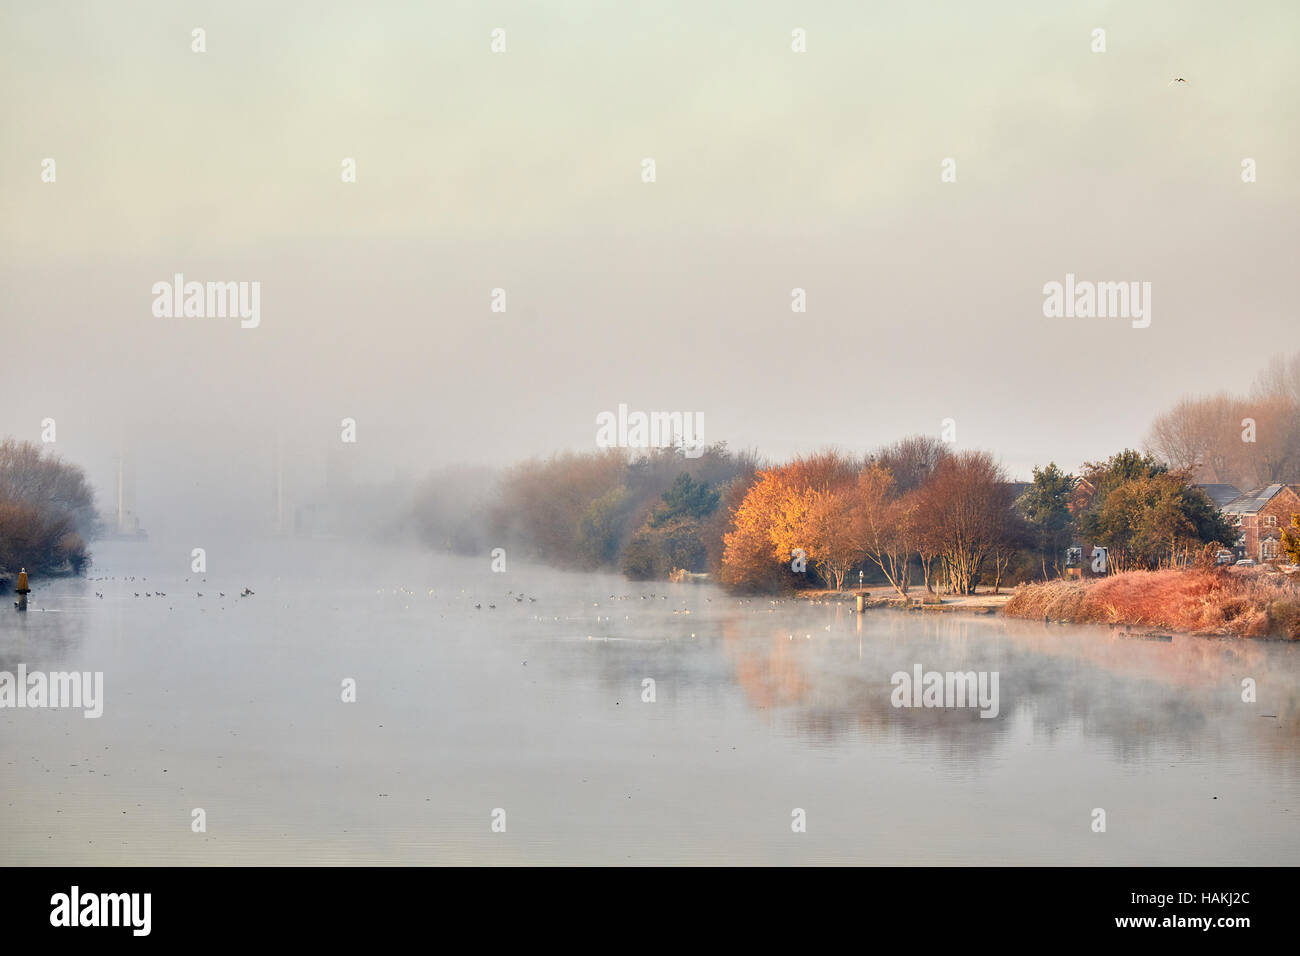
[803,487,864,590]
[721,451,861,590]
[852,465,915,597]
[1281,513,1300,565]
[720,465,796,591]
[767,484,863,590]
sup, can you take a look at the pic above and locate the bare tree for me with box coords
[869,435,951,494]
[1148,352,1300,490]
[919,451,1012,595]
[1252,349,1300,405]
[852,465,912,597]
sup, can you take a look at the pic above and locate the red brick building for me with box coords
[1220,484,1300,564]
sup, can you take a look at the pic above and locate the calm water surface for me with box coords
[2,538,1297,864]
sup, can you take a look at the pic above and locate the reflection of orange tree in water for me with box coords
[721,616,810,712]
[717,611,1000,746]
[719,609,949,716]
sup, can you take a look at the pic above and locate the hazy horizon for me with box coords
[3,0,1297,532]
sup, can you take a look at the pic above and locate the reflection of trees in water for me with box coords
[716,609,1012,758]
[997,618,1300,763]
[533,584,1298,768]
[679,603,1300,766]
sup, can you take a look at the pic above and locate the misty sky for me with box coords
[2,1,1297,533]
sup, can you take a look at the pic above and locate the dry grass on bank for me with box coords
[1003,567,1300,639]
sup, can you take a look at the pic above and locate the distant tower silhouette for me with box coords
[275,429,285,535]
[112,440,140,536]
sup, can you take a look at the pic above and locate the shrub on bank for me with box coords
[0,439,96,577]
[1004,567,1300,639]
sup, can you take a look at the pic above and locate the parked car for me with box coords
[1215,549,1236,565]
[1235,558,1258,567]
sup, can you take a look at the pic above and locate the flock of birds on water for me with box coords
[83,575,255,611]
[473,590,538,610]
[52,575,865,649]
[71,577,868,619]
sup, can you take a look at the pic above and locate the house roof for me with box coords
[1222,484,1288,515]
[1194,483,1243,509]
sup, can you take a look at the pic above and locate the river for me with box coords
[2,537,1296,864]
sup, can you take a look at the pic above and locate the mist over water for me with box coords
[2,538,1295,865]
[2,1,1299,872]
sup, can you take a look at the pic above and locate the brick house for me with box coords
[1220,484,1300,563]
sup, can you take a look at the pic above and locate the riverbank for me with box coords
[798,587,1012,615]
[1004,567,1300,640]
[0,564,87,593]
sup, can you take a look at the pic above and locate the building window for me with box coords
[1265,515,1277,527]
[1263,539,1278,560]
